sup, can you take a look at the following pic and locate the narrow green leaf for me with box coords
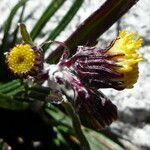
[0,0,28,52]
[6,86,24,96]
[0,82,21,94]
[43,0,84,52]
[0,80,20,92]
[46,0,139,63]
[84,129,125,150]
[62,101,90,150]
[11,4,26,47]
[0,93,29,110]
[45,103,72,128]
[30,0,65,40]
[52,127,70,149]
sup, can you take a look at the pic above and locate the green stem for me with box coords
[62,100,90,150]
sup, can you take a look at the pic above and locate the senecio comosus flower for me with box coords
[6,30,143,130]
[60,30,143,90]
[47,30,143,129]
[6,44,43,76]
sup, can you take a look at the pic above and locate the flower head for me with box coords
[6,44,43,76]
[108,30,143,71]
[61,30,143,90]
[107,30,143,88]
[43,30,143,130]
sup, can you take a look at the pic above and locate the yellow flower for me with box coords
[7,44,40,75]
[108,30,143,88]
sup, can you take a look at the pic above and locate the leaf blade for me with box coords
[43,0,84,52]
[30,0,66,40]
[0,0,28,52]
[0,93,29,110]
[84,129,125,150]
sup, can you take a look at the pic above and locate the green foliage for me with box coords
[42,0,84,51]
[84,129,124,150]
[0,93,28,110]
[30,0,66,40]
[0,0,139,149]
[0,0,28,52]
[45,103,124,150]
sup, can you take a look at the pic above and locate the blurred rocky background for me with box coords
[0,0,149,149]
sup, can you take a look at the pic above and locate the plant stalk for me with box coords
[62,100,90,150]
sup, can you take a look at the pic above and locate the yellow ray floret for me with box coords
[7,44,36,75]
[109,30,143,72]
[108,30,143,88]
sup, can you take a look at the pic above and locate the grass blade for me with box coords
[43,0,84,52]
[0,80,20,91]
[0,93,29,110]
[0,82,21,94]
[10,3,26,47]
[0,0,28,52]
[0,80,24,96]
[30,0,66,40]
[84,129,125,150]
